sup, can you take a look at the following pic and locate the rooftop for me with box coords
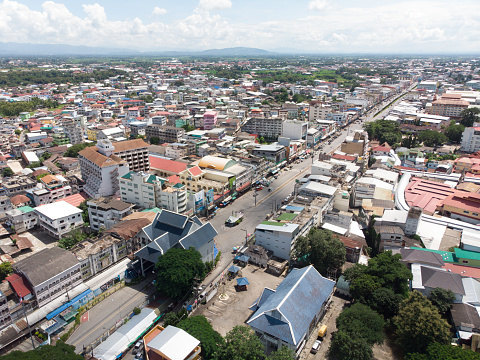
[35,200,83,220]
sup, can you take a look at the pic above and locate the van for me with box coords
[318,325,327,339]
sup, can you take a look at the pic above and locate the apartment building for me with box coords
[0,290,12,330]
[63,119,84,145]
[255,222,300,261]
[252,145,287,164]
[2,176,37,196]
[145,125,185,143]
[35,201,84,239]
[87,197,134,231]
[461,127,480,153]
[309,102,332,121]
[428,94,469,118]
[241,117,283,140]
[282,120,308,140]
[32,175,72,206]
[112,138,150,172]
[78,139,130,198]
[203,111,218,130]
[5,206,38,233]
[13,247,82,308]
[0,195,12,213]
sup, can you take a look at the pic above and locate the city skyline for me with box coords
[0,0,479,54]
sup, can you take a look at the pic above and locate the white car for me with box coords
[311,339,322,354]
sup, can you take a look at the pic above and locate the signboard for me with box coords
[195,190,205,212]
[206,189,215,206]
[229,177,236,190]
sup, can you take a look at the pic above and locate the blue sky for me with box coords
[0,0,479,53]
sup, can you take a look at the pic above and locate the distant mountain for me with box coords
[0,42,274,57]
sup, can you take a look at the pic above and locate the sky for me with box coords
[0,0,479,54]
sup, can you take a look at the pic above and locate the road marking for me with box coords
[80,311,89,324]
[71,290,146,347]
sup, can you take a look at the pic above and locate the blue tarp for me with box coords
[285,205,304,212]
[214,244,218,259]
[228,265,240,274]
[236,277,249,286]
[235,255,250,263]
[46,289,92,320]
[45,316,66,335]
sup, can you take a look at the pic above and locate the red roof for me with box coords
[10,194,30,206]
[55,192,89,207]
[167,175,181,184]
[372,146,391,152]
[6,273,31,298]
[438,193,480,214]
[149,156,187,174]
[187,166,203,177]
[443,263,480,279]
[332,154,356,162]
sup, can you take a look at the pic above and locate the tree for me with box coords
[364,120,402,145]
[213,325,264,360]
[336,303,385,345]
[417,130,448,147]
[405,342,480,360]
[174,80,185,87]
[0,262,12,282]
[58,229,88,250]
[445,122,465,143]
[78,200,89,224]
[266,346,295,360]
[460,108,480,127]
[428,287,456,315]
[367,287,404,319]
[163,308,188,327]
[64,142,96,158]
[150,136,160,145]
[40,151,52,162]
[182,124,195,132]
[177,315,224,360]
[394,291,450,354]
[291,228,346,277]
[328,330,373,360]
[1,341,84,360]
[156,248,205,300]
[15,129,21,135]
[2,167,13,177]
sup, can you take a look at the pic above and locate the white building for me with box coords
[5,206,38,233]
[308,102,332,121]
[461,127,480,153]
[352,177,394,207]
[87,198,134,231]
[255,222,300,260]
[35,201,84,239]
[282,120,308,141]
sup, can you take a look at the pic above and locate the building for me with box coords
[145,125,185,143]
[428,94,469,118]
[461,127,480,153]
[78,139,129,198]
[135,211,217,275]
[340,130,368,156]
[111,138,150,172]
[308,102,332,121]
[252,145,287,164]
[255,222,300,261]
[87,197,134,231]
[35,201,84,239]
[0,195,12,213]
[1,176,37,196]
[143,325,201,360]
[5,206,38,233]
[352,177,394,208]
[241,117,283,141]
[374,225,405,250]
[0,290,12,330]
[437,192,480,225]
[282,120,308,141]
[13,247,82,308]
[247,265,335,357]
[63,119,84,145]
[119,171,164,209]
[32,174,72,206]
[203,111,218,130]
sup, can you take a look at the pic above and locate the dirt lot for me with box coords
[194,263,284,336]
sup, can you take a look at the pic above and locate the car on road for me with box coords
[311,339,322,354]
[256,186,263,190]
[133,340,143,355]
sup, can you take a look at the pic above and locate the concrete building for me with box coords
[203,111,218,130]
[308,102,332,121]
[5,206,38,233]
[252,144,287,164]
[340,130,368,156]
[351,177,394,208]
[112,138,150,172]
[32,174,72,206]
[241,117,283,141]
[13,247,82,308]
[35,201,84,239]
[282,120,308,141]
[87,198,134,231]
[145,125,185,143]
[63,119,84,145]
[1,176,37,196]
[428,94,469,118]
[461,127,480,153]
[374,225,405,250]
[78,139,129,198]
[255,221,300,261]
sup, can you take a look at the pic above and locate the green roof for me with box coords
[18,206,35,213]
[142,208,162,213]
[454,248,480,262]
[261,221,285,227]
[410,247,457,263]
[173,183,184,189]
[276,213,297,221]
[145,175,164,185]
[121,172,132,180]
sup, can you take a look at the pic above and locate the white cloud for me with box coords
[308,0,329,11]
[152,7,167,16]
[198,0,232,11]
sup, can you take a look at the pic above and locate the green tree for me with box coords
[428,287,456,315]
[405,342,480,360]
[163,308,188,327]
[444,122,465,144]
[0,262,12,282]
[150,136,160,145]
[78,200,89,224]
[417,130,448,147]
[177,315,224,360]
[328,330,373,360]
[364,120,402,145]
[1,341,84,360]
[40,151,52,162]
[266,346,295,360]
[2,167,14,177]
[291,228,346,277]
[64,142,96,158]
[174,80,185,87]
[182,124,195,132]
[15,129,21,135]
[394,291,450,354]
[336,303,385,345]
[213,325,264,360]
[156,248,205,300]
[367,287,404,319]
[58,228,88,250]
[460,108,480,127]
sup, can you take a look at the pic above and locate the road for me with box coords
[67,277,155,353]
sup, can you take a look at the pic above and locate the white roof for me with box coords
[148,326,200,360]
[322,223,348,235]
[365,169,399,183]
[23,151,40,163]
[379,209,408,224]
[35,201,82,220]
[355,177,393,191]
[299,181,337,196]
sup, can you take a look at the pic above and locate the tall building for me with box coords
[63,119,84,145]
[241,117,283,140]
[428,94,469,118]
[145,125,185,143]
[461,127,480,153]
[112,138,150,172]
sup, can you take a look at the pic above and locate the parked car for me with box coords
[256,186,263,190]
[311,339,322,354]
[133,340,143,355]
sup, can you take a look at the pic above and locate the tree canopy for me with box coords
[64,142,96,158]
[266,346,295,360]
[2,167,14,177]
[417,130,448,147]
[156,248,205,300]
[405,342,480,360]
[444,122,465,144]
[428,287,456,315]
[366,287,404,319]
[177,315,223,360]
[1,341,84,360]
[460,108,480,127]
[291,228,346,277]
[213,325,264,360]
[394,291,450,354]
[328,330,373,360]
[149,136,160,145]
[364,120,402,145]
[0,262,12,282]
[336,303,385,345]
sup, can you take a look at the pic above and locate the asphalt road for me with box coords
[67,277,155,353]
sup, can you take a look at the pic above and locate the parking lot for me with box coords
[195,264,285,336]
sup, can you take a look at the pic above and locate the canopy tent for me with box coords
[236,277,249,286]
[228,265,240,274]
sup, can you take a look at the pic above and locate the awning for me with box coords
[236,277,250,286]
[228,265,240,274]
[46,289,92,320]
[237,182,251,193]
[235,254,250,263]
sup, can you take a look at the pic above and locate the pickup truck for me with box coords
[225,212,244,227]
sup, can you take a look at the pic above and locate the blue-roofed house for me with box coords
[134,210,217,275]
[247,265,335,357]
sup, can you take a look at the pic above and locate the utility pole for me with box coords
[22,301,35,350]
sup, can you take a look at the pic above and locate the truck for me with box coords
[225,212,244,227]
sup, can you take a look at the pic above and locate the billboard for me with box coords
[229,176,236,190]
[195,190,205,212]
[206,189,215,206]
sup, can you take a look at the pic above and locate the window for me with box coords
[464,210,470,214]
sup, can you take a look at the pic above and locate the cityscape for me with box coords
[0,1,480,360]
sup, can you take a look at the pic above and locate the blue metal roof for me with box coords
[247,266,335,346]
[235,254,250,262]
[228,265,240,273]
[285,205,304,212]
[237,277,249,286]
[46,289,92,320]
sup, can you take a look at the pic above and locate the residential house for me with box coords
[87,197,134,231]
[255,222,300,261]
[5,206,38,233]
[143,325,201,360]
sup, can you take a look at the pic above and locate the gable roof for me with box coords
[187,165,203,177]
[113,139,148,153]
[79,146,126,168]
[147,326,200,360]
[400,248,445,267]
[247,265,335,345]
[6,273,31,298]
[421,266,465,295]
[149,156,187,174]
